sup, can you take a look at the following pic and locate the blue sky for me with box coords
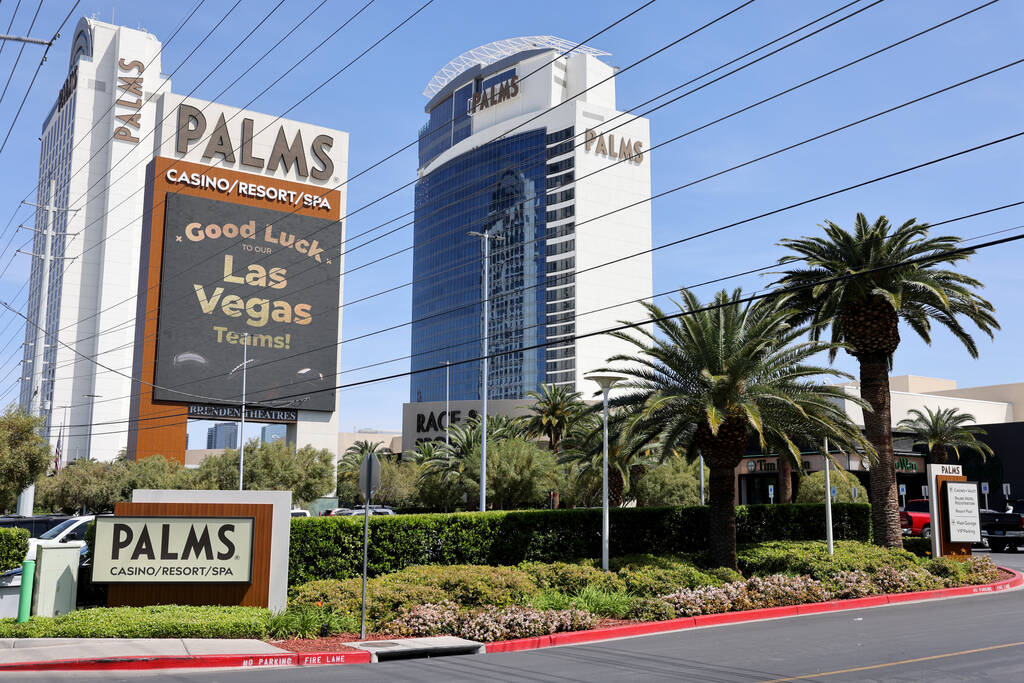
[0,0,1021,447]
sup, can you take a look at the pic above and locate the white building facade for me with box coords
[405,37,652,444]
[20,19,348,462]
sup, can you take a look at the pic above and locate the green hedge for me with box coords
[0,605,270,638]
[289,504,870,585]
[0,528,28,572]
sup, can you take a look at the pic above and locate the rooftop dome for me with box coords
[423,36,610,97]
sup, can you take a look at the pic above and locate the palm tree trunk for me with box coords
[708,466,738,569]
[929,446,949,465]
[859,352,903,548]
[777,458,792,503]
[609,468,624,507]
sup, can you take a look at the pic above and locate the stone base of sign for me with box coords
[130,490,291,613]
[350,636,485,662]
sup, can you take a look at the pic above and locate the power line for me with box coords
[37,223,1024,436]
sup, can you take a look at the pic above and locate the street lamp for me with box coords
[231,333,255,490]
[584,371,629,571]
[468,229,503,512]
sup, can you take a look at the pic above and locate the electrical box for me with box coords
[32,541,84,617]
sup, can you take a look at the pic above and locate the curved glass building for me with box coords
[405,37,652,442]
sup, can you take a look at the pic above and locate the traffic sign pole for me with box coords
[823,439,833,556]
[982,481,990,510]
[358,453,380,640]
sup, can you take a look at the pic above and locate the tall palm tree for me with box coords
[775,214,998,547]
[896,406,993,464]
[521,384,587,453]
[603,288,872,569]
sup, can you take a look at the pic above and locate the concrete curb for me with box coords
[486,566,1024,654]
[4,567,1019,670]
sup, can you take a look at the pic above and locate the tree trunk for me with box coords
[859,352,903,548]
[777,458,792,503]
[609,468,624,507]
[708,466,738,569]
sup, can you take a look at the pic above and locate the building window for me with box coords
[547,272,575,287]
[547,127,574,145]
[546,157,574,175]
[547,222,575,239]
[546,285,575,302]
[547,257,575,273]
[546,205,574,222]
[547,171,574,190]
[548,187,574,205]
[547,140,573,159]
[546,239,574,256]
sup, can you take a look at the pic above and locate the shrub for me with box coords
[828,570,879,599]
[457,605,594,642]
[706,567,744,583]
[924,557,970,587]
[518,560,625,594]
[795,470,868,504]
[568,586,634,619]
[902,537,931,558]
[385,603,594,642]
[662,574,829,616]
[0,528,28,572]
[871,566,944,594]
[266,604,358,639]
[964,556,999,585]
[289,564,538,626]
[0,605,270,638]
[626,597,676,622]
[288,504,871,585]
[737,541,919,580]
[613,554,721,596]
[384,601,461,638]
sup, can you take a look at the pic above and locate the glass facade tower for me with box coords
[410,130,548,402]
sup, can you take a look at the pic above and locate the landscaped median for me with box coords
[0,540,1017,671]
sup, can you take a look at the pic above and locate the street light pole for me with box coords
[468,230,503,512]
[823,437,834,556]
[584,371,628,571]
[236,333,250,490]
[445,360,450,450]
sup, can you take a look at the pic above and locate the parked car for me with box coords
[290,509,310,517]
[24,515,95,560]
[900,499,1023,550]
[0,514,73,538]
[901,499,932,538]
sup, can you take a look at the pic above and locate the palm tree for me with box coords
[558,408,657,506]
[603,288,872,569]
[774,214,998,547]
[521,384,587,453]
[404,439,449,464]
[896,406,993,464]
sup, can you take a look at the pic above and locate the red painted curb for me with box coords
[0,653,300,672]
[297,651,372,666]
[483,566,1023,655]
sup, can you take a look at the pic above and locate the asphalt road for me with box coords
[16,549,1024,683]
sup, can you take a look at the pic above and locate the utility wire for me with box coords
[36,223,1024,436]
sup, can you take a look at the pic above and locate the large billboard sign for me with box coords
[152,192,338,411]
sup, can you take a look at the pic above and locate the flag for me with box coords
[54,423,63,472]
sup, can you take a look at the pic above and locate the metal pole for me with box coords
[480,235,489,513]
[824,438,834,556]
[699,455,705,506]
[238,333,248,490]
[445,361,450,450]
[601,386,611,571]
[18,179,56,516]
[360,459,372,639]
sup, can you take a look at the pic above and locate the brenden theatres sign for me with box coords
[93,517,254,583]
[188,404,298,422]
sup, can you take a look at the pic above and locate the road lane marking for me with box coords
[757,640,1024,682]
